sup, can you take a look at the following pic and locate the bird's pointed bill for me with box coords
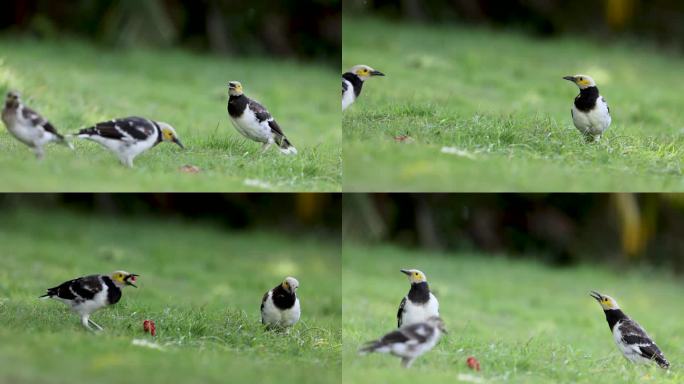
[126,273,139,288]
[563,75,576,82]
[400,269,411,275]
[371,70,385,77]
[590,291,603,301]
[173,137,185,149]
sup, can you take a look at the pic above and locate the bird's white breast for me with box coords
[402,293,440,326]
[342,79,355,110]
[230,106,272,143]
[262,291,301,326]
[84,128,157,160]
[571,97,611,136]
[2,107,51,146]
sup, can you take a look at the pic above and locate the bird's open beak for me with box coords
[125,274,139,288]
[371,70,385,77]
[590,290,602,301]
[563,75,576,82]
[400,269,411,275]
[173,137,185,149]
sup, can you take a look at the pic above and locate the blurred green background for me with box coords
[0,193,341,384]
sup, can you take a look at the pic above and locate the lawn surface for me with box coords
[343,17,684,191]
[0,209,341,384]
[343,243,684,383]
[0,39,340,191]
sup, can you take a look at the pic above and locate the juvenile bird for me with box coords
[260,276,300,328]
[563,74,611,142]
[76,116,183,167]
[397,269,439,327]
[1,91,73,158]
[227,81,296,155]
[590,291,669,369]
[359,316,446,368]
[40,271,139,331]
[342,65,384,110]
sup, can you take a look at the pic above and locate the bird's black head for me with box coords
[5,91,20,109]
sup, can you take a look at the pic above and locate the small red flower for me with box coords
[466,356,480,371]
[143,319,156,336]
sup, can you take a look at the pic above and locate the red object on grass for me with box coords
[466,356,480,371]
[143,319,156,336]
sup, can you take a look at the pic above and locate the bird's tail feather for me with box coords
[277,137,297,155]
[59,135,74,150]
[655,356,670,369]
[358,341,380,355]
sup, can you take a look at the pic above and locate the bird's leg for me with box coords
[119,156,134,168]
[260,142,272,153]
[88,318,104,331]
[401,357,414,368]
[32,146,45,160]
[81,315,95,332]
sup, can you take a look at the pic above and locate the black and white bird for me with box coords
[397,269,439,328]
[227,81,296,155]
[260,276,300,328]
[563,74,612,142]
[75,116,183,167]
[359,316,446,368]
[40,271,139,331]
[1,91,73,158]
[342,65,384,111]
[590,291,669,369]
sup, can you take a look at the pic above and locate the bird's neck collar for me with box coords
[603,308,627,330]
[408,281,430,303]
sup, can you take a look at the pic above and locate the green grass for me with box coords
[0,209,341,384]
[343,18,684,191]
[0,38,340,191]
[343,243,684,383]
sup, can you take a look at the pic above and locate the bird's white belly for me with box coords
[262,295,300,326]
[342,80,355,110]
[612,323,649,364]
[3,115,47,146]
[391,329,440,358]
[86,134,156,160]
[402,294,439,326]
[571,100,611,136]
[67,289,109,316]
[231,108,272,143]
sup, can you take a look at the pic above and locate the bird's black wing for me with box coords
[78,117,155,141]
[248,100,273,123]
[248,99,287,138]
[400,322,434,344]
[619,320,669,367]
[43,274,103,301]
[397,297,407,327]
[22,106,62,138]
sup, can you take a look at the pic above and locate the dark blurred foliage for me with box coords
[0,193,341,240]
[0,0,340,66]
[346,0,684,51]
[343,194,684,273]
